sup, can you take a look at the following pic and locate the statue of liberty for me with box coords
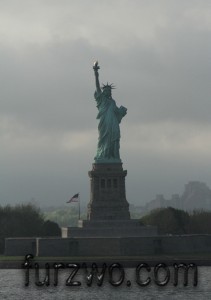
[93,61,127,163]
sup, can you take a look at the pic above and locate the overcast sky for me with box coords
[0,0,211,207]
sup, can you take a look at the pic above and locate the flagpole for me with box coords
[78,195,80,220]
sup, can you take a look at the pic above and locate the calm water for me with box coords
[0,267,211,299]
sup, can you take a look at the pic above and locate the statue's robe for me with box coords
[94,90,126,162]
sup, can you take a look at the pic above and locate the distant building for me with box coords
[142,181,211,213]
[144,194,169,212]
[182,181,211,211]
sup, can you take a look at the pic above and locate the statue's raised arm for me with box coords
[93,61,101,94]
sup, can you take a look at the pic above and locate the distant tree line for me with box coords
[0,204,60,253]
[140,207,211,235]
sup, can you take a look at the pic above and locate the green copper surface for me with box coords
[93,61,127,163]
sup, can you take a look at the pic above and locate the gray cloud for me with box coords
[0,0,211,206]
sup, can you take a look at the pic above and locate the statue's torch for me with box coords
[93,61,100,71]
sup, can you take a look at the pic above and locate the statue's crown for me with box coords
[102,82,116,90]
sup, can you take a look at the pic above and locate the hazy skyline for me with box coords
[0,0,211,207]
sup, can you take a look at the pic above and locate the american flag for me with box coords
[67,193,79,203]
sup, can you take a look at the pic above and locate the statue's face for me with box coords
[103,87,112,98]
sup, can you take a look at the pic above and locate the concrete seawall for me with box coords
[5,234,211,257]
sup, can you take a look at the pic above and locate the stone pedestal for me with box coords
[87,163,130,220]
[62,162,158,239]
